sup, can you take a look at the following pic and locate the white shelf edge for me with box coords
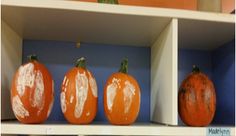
[1,121,235,135]
[2,0,235,23]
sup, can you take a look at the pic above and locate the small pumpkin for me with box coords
[61,57,97,124]
[178,65,216,126]
[11,55,54,123]
[104,59,140,125]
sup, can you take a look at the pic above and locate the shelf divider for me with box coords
[151,19,178,125]
[1,21,22,120]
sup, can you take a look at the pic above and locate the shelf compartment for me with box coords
[178,14,235,125]
[1,1,235,135]
[21,39,151,123]
[178,40,235,125]
[2,121,235,135]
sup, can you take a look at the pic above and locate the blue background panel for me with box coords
[23,39,235,125]
[178,49,213,86]
[212,40,235,125]
[23,40,150,122]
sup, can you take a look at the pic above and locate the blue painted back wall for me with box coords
[212,40,235,125]
[22,40,150,122]
[23,39,235,125]
[178,49,213,86]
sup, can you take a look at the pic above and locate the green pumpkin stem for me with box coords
[119,58,128,74]
[192,65,200,73]
[75,57,86,69]
[27,54,38,62]
[98,0,118,4]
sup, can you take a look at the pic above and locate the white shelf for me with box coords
[1,121,235,135]
[2,0,234,22]
[2,0,235,48]
[1,1,235,135]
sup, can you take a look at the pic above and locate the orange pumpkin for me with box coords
[61,57,97,124]
[178,65,216,126]
[104,59,140,125]
[11,55,54,124]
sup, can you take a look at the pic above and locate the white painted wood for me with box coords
[151,19,178,125]
[1,0,234,48]
[179,19,235,50]
[1,21,23,120]
[2,0,234,23]
[1,121,235,135]
[0,2,235,136]
[1,0,171,47]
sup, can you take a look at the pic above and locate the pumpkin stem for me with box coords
[119,58,128,74]
[27,54,38,62]
[98,0,118,4]
[192,65,200,73]
[75,57,86,69]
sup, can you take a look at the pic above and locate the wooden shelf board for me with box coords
[2,0,234,23]
[2,0,235,48]
[1,121,235,135]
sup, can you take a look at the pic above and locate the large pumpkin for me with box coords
[61,57,97,124]
[11,55,54,123]
[178,65,216,126]
[104,59,140,125]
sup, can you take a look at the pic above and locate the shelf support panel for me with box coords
[151,19,178,125]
